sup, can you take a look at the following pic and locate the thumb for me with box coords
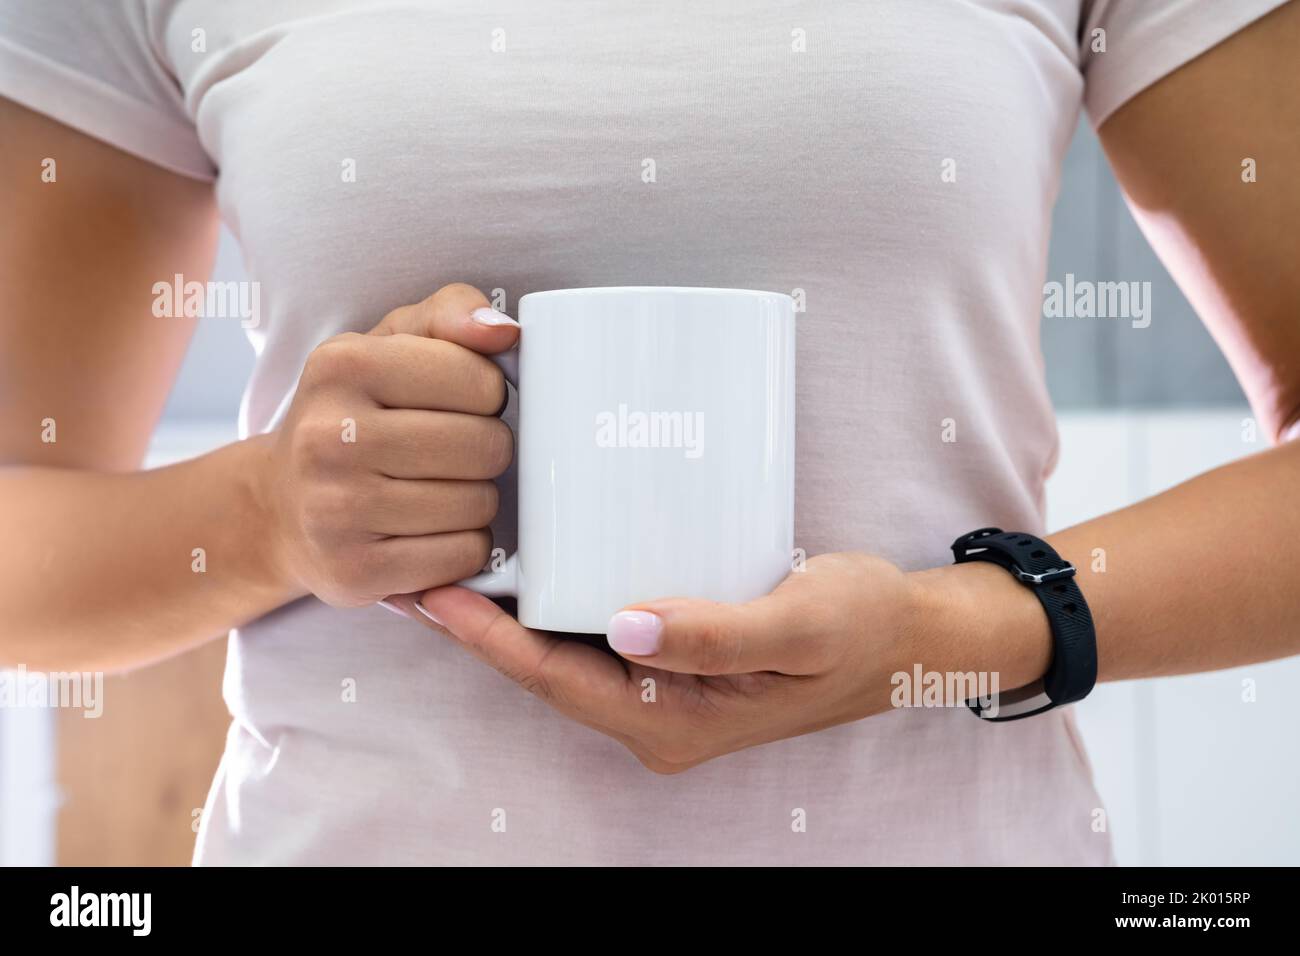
[605,584,817,676]
[370,282,519,356]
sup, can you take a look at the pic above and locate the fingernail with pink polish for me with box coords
[470,307,519,328]
[414,602,445,628]
[377,599,410,619]
[607,610,663,656]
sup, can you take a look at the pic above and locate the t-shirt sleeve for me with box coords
[0,0,214,180]
[1080,0,1292,128]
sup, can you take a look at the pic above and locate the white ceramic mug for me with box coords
[460,286,795,634]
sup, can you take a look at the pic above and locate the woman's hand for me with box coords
[260,283,519,608]
[402,552,1050,772]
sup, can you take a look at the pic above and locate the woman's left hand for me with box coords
[403,552,1045,773]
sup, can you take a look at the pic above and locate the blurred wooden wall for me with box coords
[55,639,228,866]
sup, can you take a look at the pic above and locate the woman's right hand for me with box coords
[261,283,519,608]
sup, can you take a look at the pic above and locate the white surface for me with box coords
[0,703,57,866]
[482,288,796,633]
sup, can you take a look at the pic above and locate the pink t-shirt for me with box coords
[1,0,1284,865]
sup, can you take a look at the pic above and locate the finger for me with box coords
[360,477,498,537]
[310,332,505,414]
[415,585,644,733]
[364,408,513,480]
[351,528,493,597]
[606,585,821,676]
[370,282,519,356]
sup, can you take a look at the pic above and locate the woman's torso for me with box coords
[174,0,1107,865]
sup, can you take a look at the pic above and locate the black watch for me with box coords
[950,528,1098,721]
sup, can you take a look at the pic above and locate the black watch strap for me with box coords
[950,528,1098,721]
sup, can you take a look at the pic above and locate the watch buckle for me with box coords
[1013,563,1076,585]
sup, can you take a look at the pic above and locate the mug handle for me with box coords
[456,346,521,598]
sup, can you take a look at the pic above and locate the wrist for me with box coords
[234,432,308,604]
[906,560,1052,695]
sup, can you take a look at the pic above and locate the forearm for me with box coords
[1050,436,1300,681]
[0,434,303,673]
[918,437,1300,691]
